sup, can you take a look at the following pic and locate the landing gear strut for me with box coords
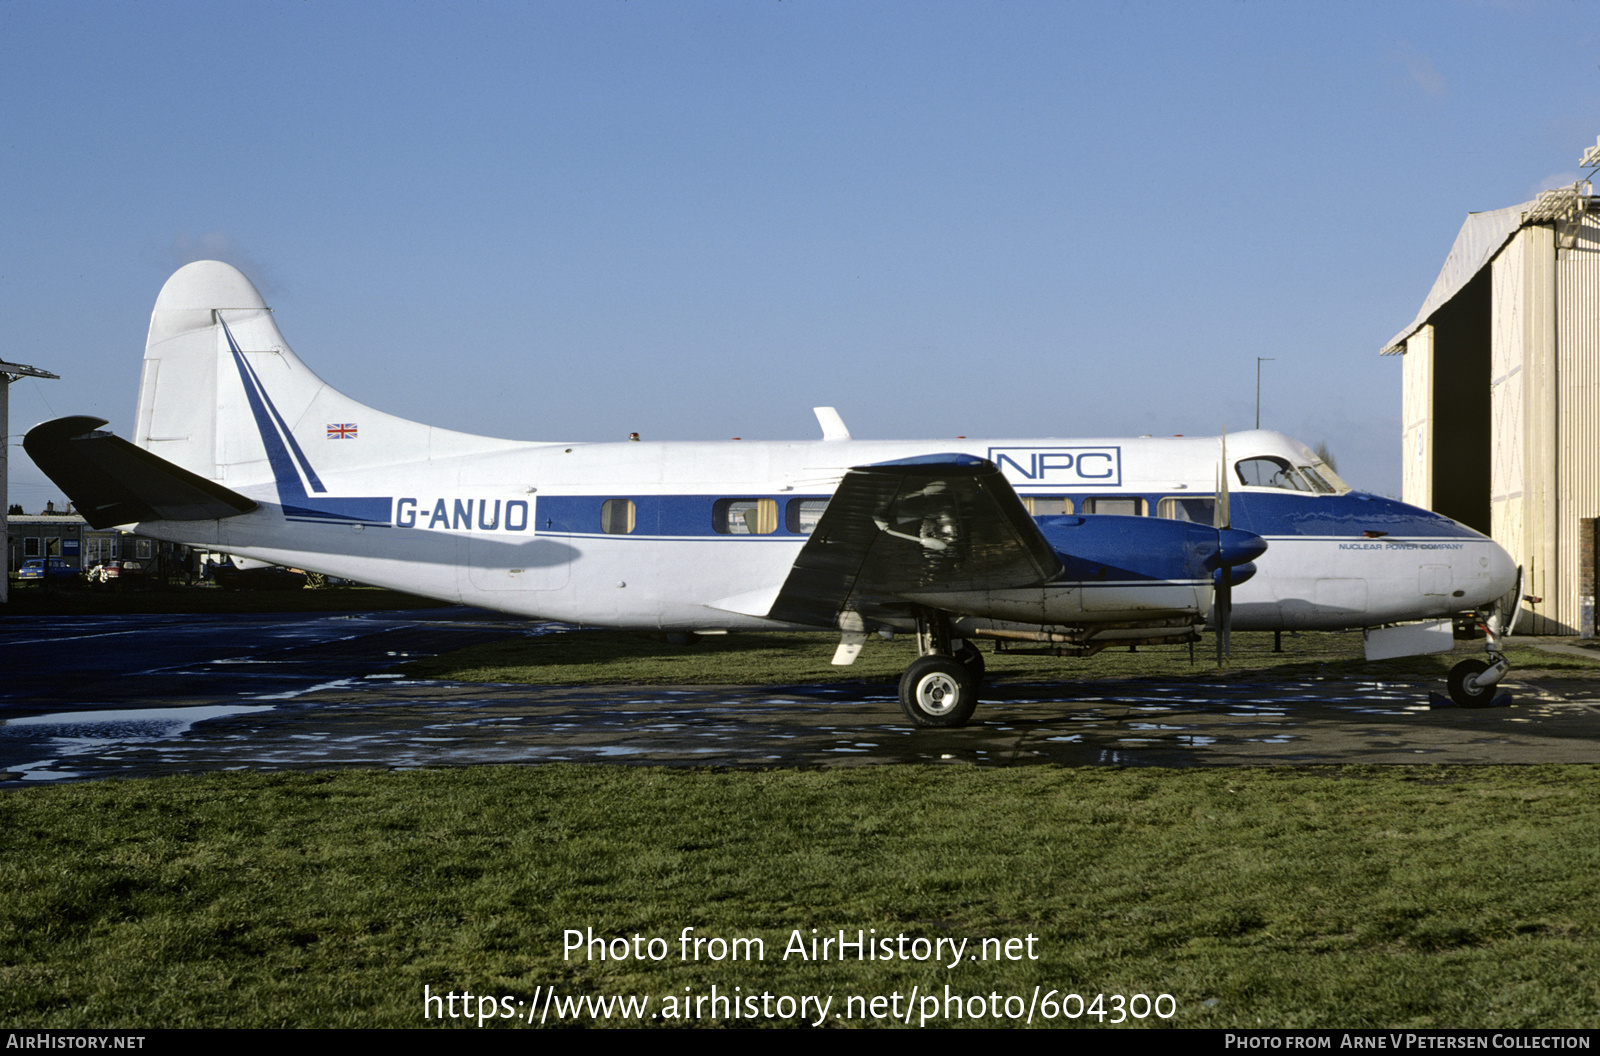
[898,608,981,727]
[951,640,986,684]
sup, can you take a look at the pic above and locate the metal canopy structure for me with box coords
[1381,183,1592,357]
[2,359,62,604]
[1,361,60,382]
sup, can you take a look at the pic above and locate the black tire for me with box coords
[1448,659,1493,708]
[899,656,979,728]
[951,641,986,684]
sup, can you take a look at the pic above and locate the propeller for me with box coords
[1209,429,1268,667]
[1215,431,1231,665]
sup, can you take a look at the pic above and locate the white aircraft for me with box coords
[25,261,1520,725]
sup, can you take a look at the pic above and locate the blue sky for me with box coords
[4,0,1598,511]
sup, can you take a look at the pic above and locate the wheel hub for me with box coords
[917,672,962,715]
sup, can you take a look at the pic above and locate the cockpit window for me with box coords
[1304,461,1350,494]
[1235,456,1312,492]
[1235,456,1351,495]
[1296,465,1328,493]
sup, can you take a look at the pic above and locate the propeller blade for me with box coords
[1215,431,1230,666]
[1215,429,1230,530]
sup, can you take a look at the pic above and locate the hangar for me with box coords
[1383,141,1600,636]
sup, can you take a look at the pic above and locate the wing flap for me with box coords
[24,416,259,529]
[767,454,1063,627]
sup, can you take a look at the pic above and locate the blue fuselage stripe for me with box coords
[222,320,328,495]
[227,329,391,526]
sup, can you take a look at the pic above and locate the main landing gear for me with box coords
[898,609,982,727]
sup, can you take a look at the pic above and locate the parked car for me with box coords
[86,559,146,585]
[18,557,78,583]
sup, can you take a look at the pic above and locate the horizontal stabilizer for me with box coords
[24,416,259,529]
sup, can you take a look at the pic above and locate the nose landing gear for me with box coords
[1446,585,1519,707]
[1447,653,1505,707]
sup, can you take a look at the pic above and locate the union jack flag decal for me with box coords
[327,423,358,440]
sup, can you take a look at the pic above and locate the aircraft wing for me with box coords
[762,453,1064,627]
[24,416,258,530]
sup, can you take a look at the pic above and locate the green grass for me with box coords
[4,765,1600,1028]
[402,627,1600,689]
[7,620,1597,1027]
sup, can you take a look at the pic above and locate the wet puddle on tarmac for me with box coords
[5,672,1596,782]
[6,610,1599,780]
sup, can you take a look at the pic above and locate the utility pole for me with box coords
[1,360,60,604]
[1255,357,1275,430]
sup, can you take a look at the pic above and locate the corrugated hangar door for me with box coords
[1401,325,1434,511]
[1490,224,1560,633]
[1490,231,1525,600]
[1557,214,1600,635]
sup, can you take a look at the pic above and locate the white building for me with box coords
[1383,177,1598,635]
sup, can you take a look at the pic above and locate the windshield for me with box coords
[1235,455,1351,495]
[1235,456,1311,491]
[1303,460,1350,494]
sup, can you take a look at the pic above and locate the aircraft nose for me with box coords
[1485,538,1517,602]
[1458,535,1517,610]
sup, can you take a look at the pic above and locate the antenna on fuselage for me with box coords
[814,407,851,441]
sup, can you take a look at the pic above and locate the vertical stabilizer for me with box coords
[134,261,526,492]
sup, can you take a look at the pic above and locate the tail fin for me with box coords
[134,261,524,491]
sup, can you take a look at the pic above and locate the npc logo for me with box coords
[987,446,1122,488]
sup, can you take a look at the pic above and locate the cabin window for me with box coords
[1236,456,1311,492]
[786,498,828,534]
[1157,497,1216,522]
[23,537,40,558]
[600,499,636,534]
[136,539,153,560]
[1023,496,1073,515]
[714,498,778,535]
[1080,497,1144,516]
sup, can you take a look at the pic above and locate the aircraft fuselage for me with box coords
[128,431,1514,636]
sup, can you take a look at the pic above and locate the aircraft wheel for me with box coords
[952,641,986,684]
[899,656,979,728]
[1448,659,1493,708]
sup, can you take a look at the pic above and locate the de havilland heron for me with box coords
[25,261,1520,725]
